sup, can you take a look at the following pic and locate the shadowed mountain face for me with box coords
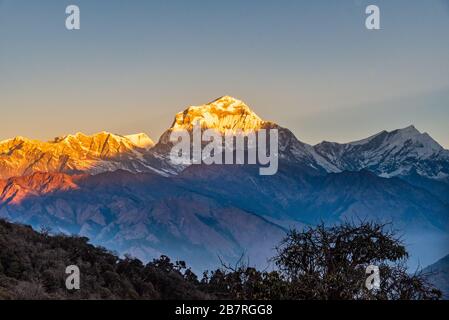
[0,165,448,271]
[176,163,449,267]
[0,171,286,271]
[424,254,449,299]
[0,96,448,272]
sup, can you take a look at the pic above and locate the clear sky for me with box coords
[1,0,448,147]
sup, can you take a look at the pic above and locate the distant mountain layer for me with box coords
[315,125,449,179]
[0,170,286,271]
[424,254,449,299]
[1,164,448,270]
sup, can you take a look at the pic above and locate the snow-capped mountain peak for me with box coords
[124,133,154,149]
[152,96,341,175]
[170,96,266,133]
[383,126,443,157]
[314,125,449,179]
[1,98,447,183]
[347,125,443,160]
[0,131,160,179]
[51,131,154,151]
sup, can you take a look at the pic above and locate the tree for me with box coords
[202,221,442,300]
[273,222,441,300]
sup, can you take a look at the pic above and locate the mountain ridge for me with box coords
[1,96,448,183]
[1,96,447,182]
[314,125,449,180]
[0,131,160,179]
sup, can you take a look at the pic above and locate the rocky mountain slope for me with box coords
[1,163,447,270]
[0,171,285,271]
[314,125,449,180]
[0,132,157,179]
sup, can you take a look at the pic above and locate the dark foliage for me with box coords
[201,222,442,300]
[0,219,207,300]
[0,219,441,300]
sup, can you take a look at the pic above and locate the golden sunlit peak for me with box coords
[56,131,116,141]
[14,136,28,142]
[55,132,88,141]
[207,96,253,113]
[171,96,266,133]
[125,133,154,149]
[211,95,244,104]
[0,130,156,180]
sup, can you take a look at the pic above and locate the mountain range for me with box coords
[3,96,448,182]
[0,96,448,275]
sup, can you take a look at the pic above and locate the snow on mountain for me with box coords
[1,97,447,183]
[275,126,340,173]
[314,125,449,179]
[156,96,268,146]
[171,96,266,133]
[167,96,357,173]
[125,133,154,149]
[149,96,340,175]
[0,132,160,179]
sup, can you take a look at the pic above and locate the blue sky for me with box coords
[1,0,448,147]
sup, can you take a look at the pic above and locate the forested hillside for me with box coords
[0,219,207,299]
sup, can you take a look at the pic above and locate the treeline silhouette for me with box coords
[0,219,441,300]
